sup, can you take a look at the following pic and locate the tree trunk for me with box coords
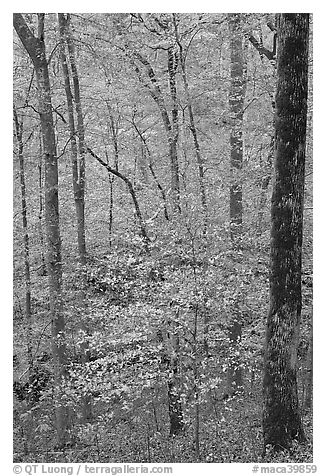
[58,14,93,421]
[13,106,33,375]
[167,320,184,436]
[263,13,309,452]
[14,13,68,447]
[108,175,114,248]
[228,13,244,243]
[303,323,313,412]
[131,51,180,213]
[227,13,245,394]
[106,110,119,246]
[257,138,273,235]
[131,121,169,221]
[158,312,184,437]
[58,13,86,265]
[37,131,46,275]
[173,15,208,232]
[167,47,181,213]
[192,304,200,460]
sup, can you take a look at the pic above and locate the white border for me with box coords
[3,4,325,475]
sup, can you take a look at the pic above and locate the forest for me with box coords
[13,13,313,464]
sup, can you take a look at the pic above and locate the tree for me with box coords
[13,106,33,376]
[87,147,150,248]
[13,13,68,447]
[228,13,245,243]
[263,13,309,452]
[122,15,181,214]
[227,13,246,394]
[58,13,87,265]
[173,14,208,233]
[157,316,184,437]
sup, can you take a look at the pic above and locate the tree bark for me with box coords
[13,13,68,447]
[263,13,309,452]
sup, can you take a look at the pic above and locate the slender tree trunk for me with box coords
[229,13,244,243]
[173,15,208,231]
[193,304,200,460]
[108,175,114,248]
[13,106,33,375]
[37,132,46,275]
[66,18,87,264]
[131,51,180,213]
[157,309,184,438]
[167,315,184,436]
[303,323,313,412]
[257,139,273,235]
[58,14,93,421]
[109,112,119,171]
[167,47,181,213]
[131,121,169,221]
[14,13,68,446]
[138,138,149,184]
[263,13,309,452]
[58,13,86,265]
[227,13,245,394]
[107,111,119,246]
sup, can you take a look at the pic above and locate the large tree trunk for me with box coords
[227,13,246,394]
[13,13,68,447]
[262,13,309,452]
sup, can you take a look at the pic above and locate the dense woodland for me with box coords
[13,13,313,463]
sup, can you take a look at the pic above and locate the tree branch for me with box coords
[247,33,274,61]
[86,147,150,247]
